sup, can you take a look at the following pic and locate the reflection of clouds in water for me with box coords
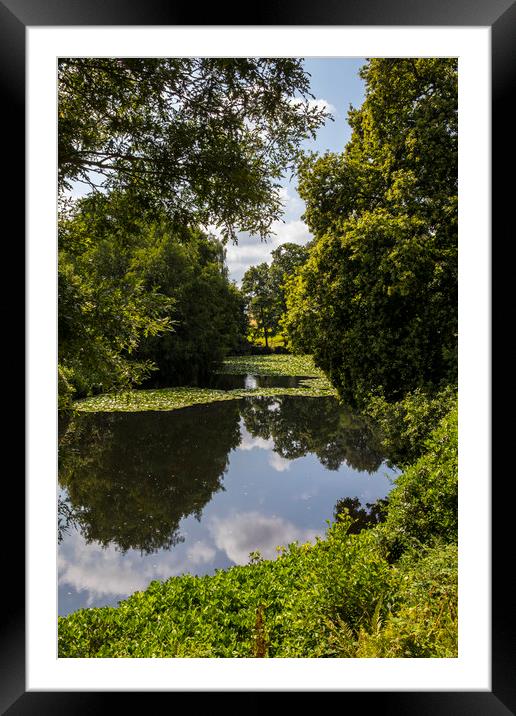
[268,452,291,472]
[187,540,216,565]
[299,489,319,501]
[59,531,186,604]
[239,425,292,472]
[209,511,319,564]
[238,430,274,452]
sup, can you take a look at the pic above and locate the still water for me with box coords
[58,390,398,616]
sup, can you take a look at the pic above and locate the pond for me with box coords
[58,389,399,616]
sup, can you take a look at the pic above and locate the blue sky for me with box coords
[225,57,366,283]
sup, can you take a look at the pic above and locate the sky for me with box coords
[68,58,367,285]
[225,57,366,283]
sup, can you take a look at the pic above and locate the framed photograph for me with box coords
[7,0,506,710]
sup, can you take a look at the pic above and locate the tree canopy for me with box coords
[58,191,247,406]
[59,58,329,242]
[283,58,458,406]
[242,242,309,348]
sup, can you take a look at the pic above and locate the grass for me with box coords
[248,333,286,350]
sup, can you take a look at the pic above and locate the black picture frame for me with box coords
[6,0,507,711]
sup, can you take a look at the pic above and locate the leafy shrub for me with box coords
[367,385,457,467]
[379,399,458,558]
[327,542,458,657]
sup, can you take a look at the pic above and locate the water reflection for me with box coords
[333,496,389,534]
[58,400,242,554]
[202,373,305,391]
[58,394,397,614]
[241,396,384,472]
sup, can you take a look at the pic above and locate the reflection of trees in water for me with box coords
[241,395,385,472]
[58,494,78,544]
[333,496,388,534]
[58,401,241,554]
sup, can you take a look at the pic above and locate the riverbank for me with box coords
[58,400,457,658]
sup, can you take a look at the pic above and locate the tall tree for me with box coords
[58,58,329,242]
[283,58,458,407]
[241,263,276,348]
[269,242,309,319]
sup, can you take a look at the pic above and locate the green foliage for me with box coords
[367,385,457,468]
[248,333,286,351]
[58,192,247,401]
[241,263,278,348]
[284,58,458,407]
[215,353,325,377]
[58,364,76,411]
[58,196,172,399]
[269,243,309,340]
[327,542,457,657]
[379,399,458,558]
[242,243,309,349]
[58,526,456,659]
[71,352,337,413]
[58,520,390,658]
[59,58,329,242]
[132,222,246,385]
[74,380,336,413]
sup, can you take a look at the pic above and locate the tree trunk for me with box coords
[261,309,269,348]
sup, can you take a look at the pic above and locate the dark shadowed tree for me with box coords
[58,401,242,553]
[58,191,247,403]
[241,395,384,473]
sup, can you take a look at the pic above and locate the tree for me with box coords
[58,194,173,407]
[269,242,309,323]
[241,243,309,349]
[283,59,458,407]
[134,226,248,385]
[241,263,277,348]
[58,58,330,242]
[58,191,247,405]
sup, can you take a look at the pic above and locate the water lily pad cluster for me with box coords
[74,355,337,413]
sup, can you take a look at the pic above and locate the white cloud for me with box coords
[59,530,202,604]
[225,219,312,284]
[186,540,217,565]
[238,432,274,451]
[209,511,320,564]
[268,452,291,473]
